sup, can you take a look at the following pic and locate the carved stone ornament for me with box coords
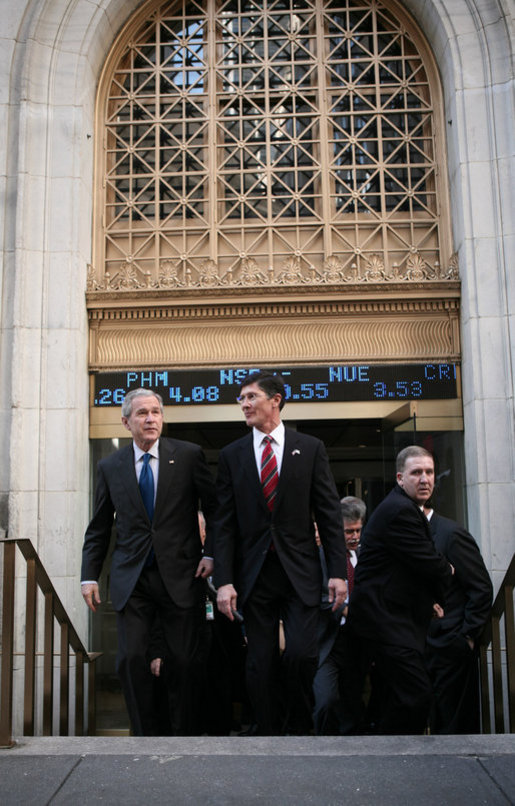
[87,250,459,292]
[158,261,184,288]
[239,257,269,286]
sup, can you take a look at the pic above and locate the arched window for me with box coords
[90,0,454,291]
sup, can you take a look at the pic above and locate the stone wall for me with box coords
[0,0,513,654]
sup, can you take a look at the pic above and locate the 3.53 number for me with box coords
[373,381,423,399]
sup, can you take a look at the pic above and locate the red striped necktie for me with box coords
[261,435,278,511]
[346,550,355,596]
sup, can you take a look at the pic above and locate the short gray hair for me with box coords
[121,388,164,418]
[396,445,433,473]
[340,496,366,523]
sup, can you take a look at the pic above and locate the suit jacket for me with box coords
[317,545,354,666]
[426,512,493,650]
[213,428,347,607]
[347,484,452,652]
[81,437,217,611]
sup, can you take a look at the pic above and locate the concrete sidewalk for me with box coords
[1,735,514,805]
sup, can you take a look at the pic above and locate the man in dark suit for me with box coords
[346,445,453,734]
[81,388,216,736]
[214,371,347,735]
[424,507,492,733]
[313,496,366,735]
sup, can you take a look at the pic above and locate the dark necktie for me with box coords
[261,435,278,511]
[139,453,155,521]
[346,550,355,597]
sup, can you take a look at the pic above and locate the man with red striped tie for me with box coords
[214,371,347,735]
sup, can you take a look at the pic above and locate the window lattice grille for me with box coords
[92,0,454,291]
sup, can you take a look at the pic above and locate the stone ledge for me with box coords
[4,734,515,756]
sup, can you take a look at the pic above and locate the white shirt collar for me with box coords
[253,421,285,450]
[133,439,159,462]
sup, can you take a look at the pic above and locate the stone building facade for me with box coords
[0,0,513,665]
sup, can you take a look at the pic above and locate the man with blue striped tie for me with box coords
[81,388,216,735]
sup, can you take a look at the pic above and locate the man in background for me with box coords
[424,505,493,733]
[313,496,366,735]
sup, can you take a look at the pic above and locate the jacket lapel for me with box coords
[239,434,268,511]
[115,444,147,518]
[274,428,300,509]
[154,438,177,516]
[428,512,440,547]
[242,434,261,483]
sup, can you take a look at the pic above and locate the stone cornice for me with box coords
[87,282,460,320]
[87,284,461,371]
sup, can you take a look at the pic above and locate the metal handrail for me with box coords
[479,553,515,733]
[0,537,100,748]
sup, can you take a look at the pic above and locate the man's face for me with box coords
[122,394,163,451]
[238,382,281,433]
[396,455,435,506]
[343,519,362,552]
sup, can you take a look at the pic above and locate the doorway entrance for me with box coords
[164,413,465,522]
[90,411,464,734]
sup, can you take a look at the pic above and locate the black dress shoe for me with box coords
[238,723,258,736]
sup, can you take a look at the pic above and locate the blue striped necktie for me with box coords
[140,453,155,566]
[139,453,154,521]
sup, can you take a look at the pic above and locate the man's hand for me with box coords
[328,577,348,612]
[81,582,101,613]
[432,602,444,619]
[150,658,163,677]
[195,556,214,578]
[217,583,238,621]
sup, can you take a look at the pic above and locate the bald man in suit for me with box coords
[81,388,216,735]
[346,446,453,734]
